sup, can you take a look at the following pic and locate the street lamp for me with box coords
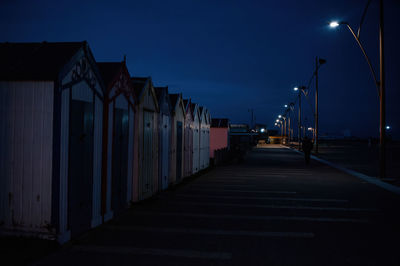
[330,0,386,179]
[294,86,307,150]
[315,57,326,154]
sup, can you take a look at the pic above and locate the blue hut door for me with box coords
[176,121,183,182]
[161,115,169,190]
[69,99,94,238]
[143,111,153,197]
[112,108,129,215]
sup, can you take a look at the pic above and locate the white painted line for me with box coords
[73,245,232,260]
[174,194,349,203]
[133,211,368,223]
[105,225,315,238]
[171,201,378,212]
[284,146,400,196]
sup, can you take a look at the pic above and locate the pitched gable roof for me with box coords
[131,77,149,99]
[0,41,86,80]
[97,62,123,88]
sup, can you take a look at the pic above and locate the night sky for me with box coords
[1,0,399,139]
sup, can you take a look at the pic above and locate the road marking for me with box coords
[174,194,349,203]
[132,211,368,223]
[73,245,232,260]
[170,201,378,212]
[105,225,315,238]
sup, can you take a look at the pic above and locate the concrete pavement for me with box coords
[32,145,400,266]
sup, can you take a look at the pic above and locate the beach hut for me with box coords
[191,102,201,174]
[132,77,159,201]
[210,118,230,158]
[169,93,185,184]
[154,86,171,191]
[0,41,104,243]
[183,99,193,178]
[97,61,135,218]
[199,107,211,170]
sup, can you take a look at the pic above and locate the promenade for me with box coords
[28,145,400,265]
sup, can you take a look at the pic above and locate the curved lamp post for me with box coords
[294,86,307,150]
[330,0,386,179]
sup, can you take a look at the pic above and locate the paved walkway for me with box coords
[33,146,400,266]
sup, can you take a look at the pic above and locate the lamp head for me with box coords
[329,21,340,28]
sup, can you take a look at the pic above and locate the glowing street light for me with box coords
[278,115,282,118]
[294,87,299,91]
[329,21,340,28]
[276,119,279,123]
[386,126,390,130]
[284,104,288,108]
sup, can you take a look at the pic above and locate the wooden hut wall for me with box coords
[103,87,134,220]
[183,102,193,177]
[133,82,159,201]
[156,89,171,191]
[192,106,200,174]
[169,97,185,184]
[0,81,54,238]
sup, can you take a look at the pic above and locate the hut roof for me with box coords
[0,41,86,80]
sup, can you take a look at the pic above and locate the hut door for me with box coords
[142,111,153,197]
[161,115,169,190]
[112,108,129,215]
[176,121,183,182]
[69,99,94,238]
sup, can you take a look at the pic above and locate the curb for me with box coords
[281,145,400,196]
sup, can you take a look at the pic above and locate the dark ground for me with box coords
[289,139,400,183]
[3,145,400,265]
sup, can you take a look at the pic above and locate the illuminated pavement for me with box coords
[33,146,400,266]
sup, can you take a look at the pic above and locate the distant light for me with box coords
[260,128,265,133]
[276,119,279,122]
[284,104,288,108]
[274,123,277,126]
[308,127,313,131]
[278,115,282,118]
[330,21,339,28]
[386,126,391,130]
[294,87,299,91]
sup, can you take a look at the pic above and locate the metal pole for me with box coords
[288,116,291,144]
[298,92,301,150]
[315,57,319,154]
[284,118,287,143]
[379,0,386,179]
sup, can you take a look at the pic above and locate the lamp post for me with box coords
[315,57,326,154]
[294,86,307,150]
[330,0,386,179]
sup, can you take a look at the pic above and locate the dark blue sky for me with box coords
[1,0,399,138]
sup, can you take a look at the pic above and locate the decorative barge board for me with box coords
[154,86,171,191]
[168,93,186,184]
[199,106,211,170]
[132,77,159,201]
[0,42,104,243]
[97,61,135,219]
[183,99,193,178]
[190,102,201,174]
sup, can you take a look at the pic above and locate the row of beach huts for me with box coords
[0,41,211,243]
